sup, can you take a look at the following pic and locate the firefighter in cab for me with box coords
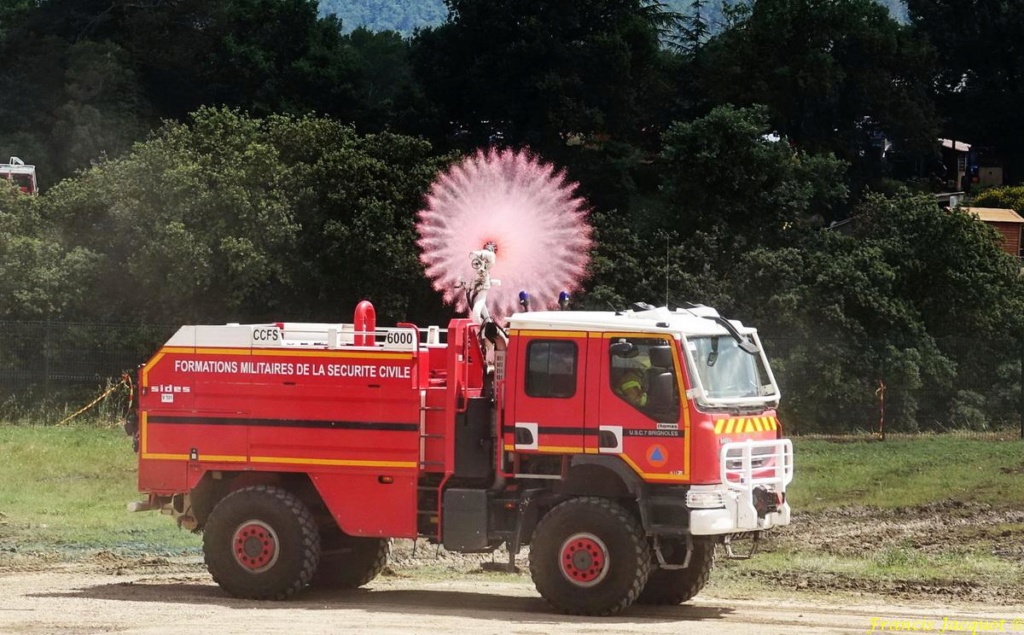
[615,355,650,409]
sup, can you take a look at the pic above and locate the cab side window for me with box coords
[526,340,577,398]
[609,337,680,420]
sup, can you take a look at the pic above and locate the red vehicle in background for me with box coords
[128,300,793,615]
[0,157,37,194]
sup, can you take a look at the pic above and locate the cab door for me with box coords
[506,334,587,455]
[589,333,689,481]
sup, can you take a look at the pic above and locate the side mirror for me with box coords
[649,345,673,368]
[610,341,637,358]
[648,372,679,419]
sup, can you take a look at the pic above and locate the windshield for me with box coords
[685,334,778,406]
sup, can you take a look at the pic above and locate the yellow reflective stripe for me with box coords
[508,330,584,338]
[250,456,417,469]
[537,445,585,453]
[142,453,190,461]
[712,416,780,434]
[141,454,413,468]
[619,454,687,482]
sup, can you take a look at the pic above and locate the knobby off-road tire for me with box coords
[203,485,321,600]
[529,497,651,616]
[636,537,716,605]
[312,526,390,589]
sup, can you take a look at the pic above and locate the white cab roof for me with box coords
[507,305,753,337]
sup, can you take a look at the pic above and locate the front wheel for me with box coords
[203,485,320,600]
[529,497,651,616]
[636,537,715,605]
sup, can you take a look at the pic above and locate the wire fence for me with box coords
[0,321,1020,438]
[0,321,177,420]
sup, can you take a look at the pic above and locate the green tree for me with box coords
[701,0,938,186]
[971,186,1024,213]
[730,192,1024,431]
[907,0,1024,181]
[0,1,157,185]
[675,0,710,53]
[579,105,846,322]
[0,186,93,320]
[411,0,681,220]
[0,0,424,184]
[660,105,848,259]
[412,0,673,152]
[0,0,34,43]
[344,27,434,135]
[42,108,451,325]
[50,41,151,177]
[118,0,360,119]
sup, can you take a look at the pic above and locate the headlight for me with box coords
[686,490,726,509]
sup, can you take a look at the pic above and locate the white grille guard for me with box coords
[689,439,794,535]
[720,439,794,492]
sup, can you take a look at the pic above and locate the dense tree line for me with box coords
[2,0,1023,431]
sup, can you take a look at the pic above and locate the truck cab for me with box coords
[500,304,790,535]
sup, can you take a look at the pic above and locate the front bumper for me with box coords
[689,439,794,535]
[690,492,791,534]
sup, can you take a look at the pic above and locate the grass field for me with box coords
[788,434,1024,511]
[0,423,199,559]
[723,435,1024,599]
[2,423,1023,599]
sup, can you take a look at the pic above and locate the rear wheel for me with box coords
[203,485,320,600]
[636,537,715,605]
[312,525,390,588]
[529,497,650,616]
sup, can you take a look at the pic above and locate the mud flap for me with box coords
[442,489,490,551]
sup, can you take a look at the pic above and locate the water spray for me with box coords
[416,147,592,323]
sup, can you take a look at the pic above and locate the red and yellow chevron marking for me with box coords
[713,416,778,434]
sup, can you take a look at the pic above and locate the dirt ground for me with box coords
[1,562,1022,635]
[756,503,1024,603]
[2,504,1023,634]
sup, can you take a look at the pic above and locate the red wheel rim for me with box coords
[558,532,609,587]
[232,520,280,573]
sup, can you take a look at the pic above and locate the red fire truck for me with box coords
[129,301,793,615]
[0,157,37,194]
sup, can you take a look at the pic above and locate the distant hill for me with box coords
[317,0,907,36]
[317,0,446,34]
